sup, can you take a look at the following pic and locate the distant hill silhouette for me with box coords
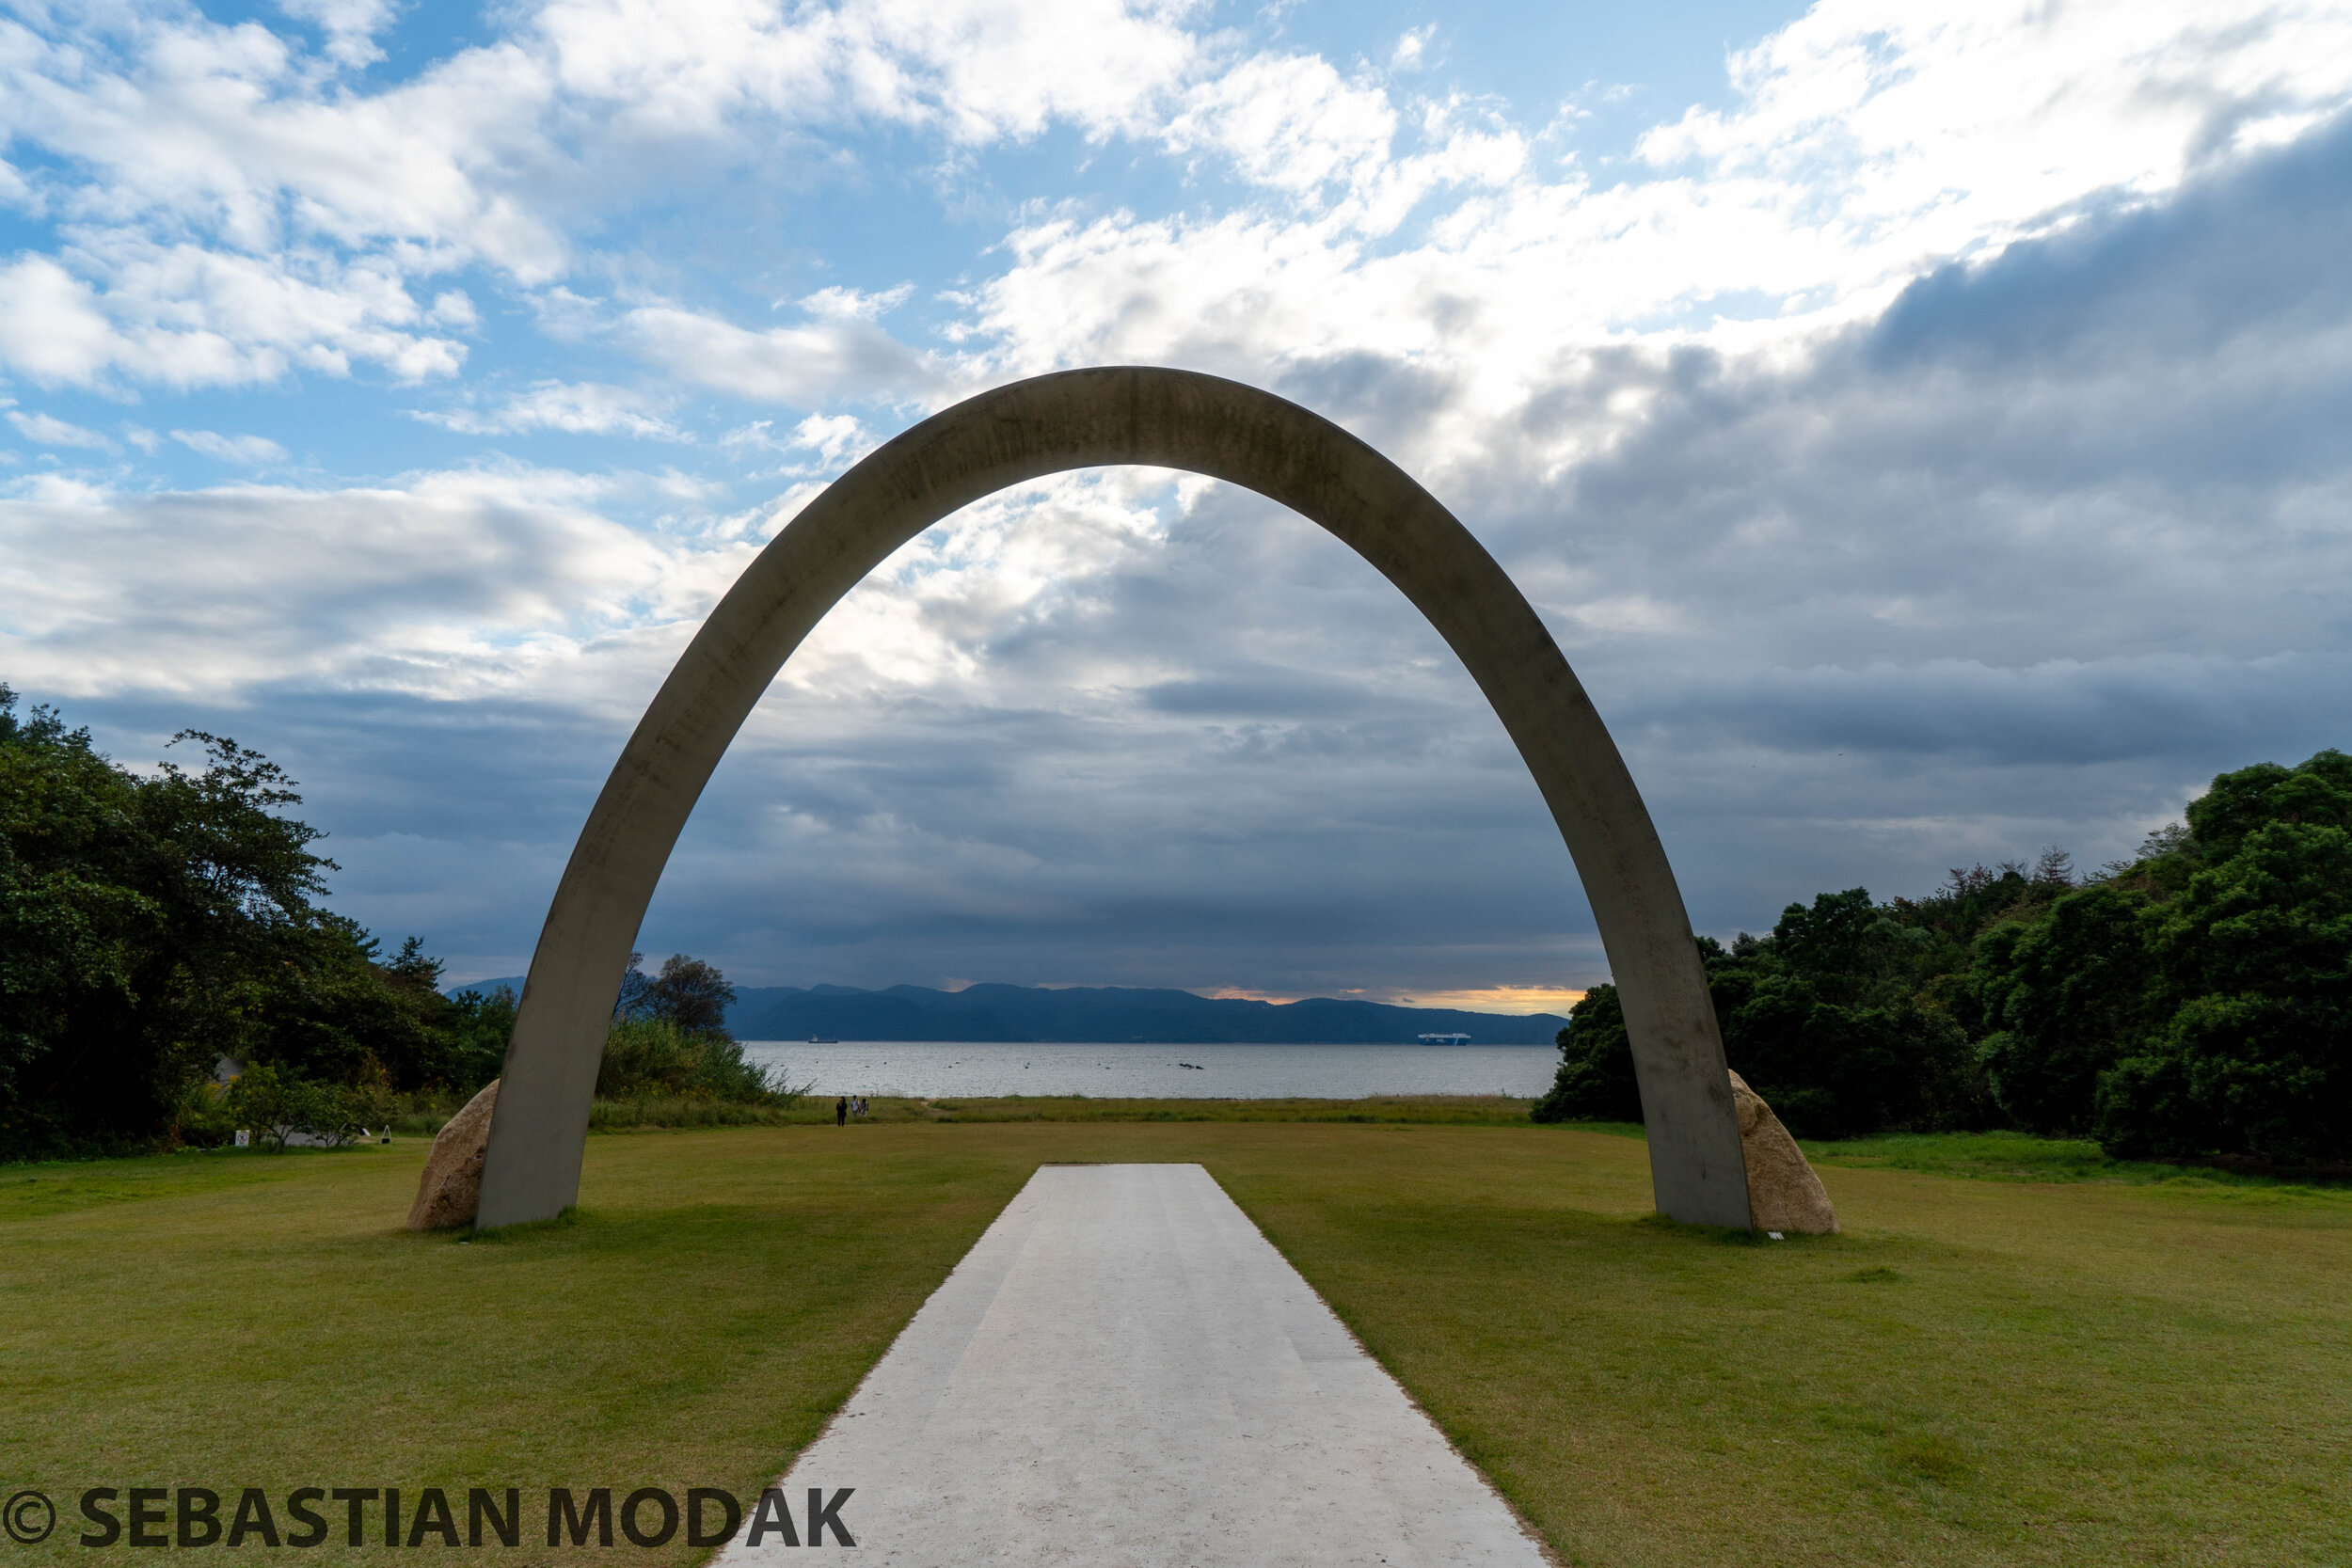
[453,978,1567,1045]
[735,983,1569,1043]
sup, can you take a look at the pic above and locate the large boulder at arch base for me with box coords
[1730,1070,1839,1234]
[405,1080,500,1230]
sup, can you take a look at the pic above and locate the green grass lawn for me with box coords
[4,1112,2346,1565]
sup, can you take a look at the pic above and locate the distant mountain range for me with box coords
[453,978,1568,1045]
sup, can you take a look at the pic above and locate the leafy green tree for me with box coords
[1708,892,1987,1138]
[1967,751,2352,1161]
[1,689,336,1155]
[0,692,164,1153]
[2181,750,2352,858]
[1531,916,1987,1138]
[1529,984,1641,1123]
[1972,883,2159,1132]
[236,916,465,1092]
[2096,808,2352,1161]
[645,954,736,1037]
[445,984,517,1092]
[1,684,485,1157]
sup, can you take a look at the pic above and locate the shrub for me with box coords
[222,1062,391,1151]
[596,1019,798,1104]
[171,1077,243,1148]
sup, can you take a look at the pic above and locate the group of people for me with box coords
[832,1094,870,1125]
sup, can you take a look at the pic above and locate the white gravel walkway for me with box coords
[719,1163,1550,1567]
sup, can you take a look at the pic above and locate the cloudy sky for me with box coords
[4,0,2349,1007]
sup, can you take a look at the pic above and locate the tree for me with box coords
[445,985,516,1092]
[1970,750,2352,1162]
[1529,985,1642,1123]
[2181,749,2352,859]
[2096,809,2352,1161]
[1971,882,2158,1133]
[1708,894,1987,1139]
[0,684,487,1157]
[614,952,654,1022]
[623,953,736,1037]
[0,690,340,1155]
[1530,900,1992,1139]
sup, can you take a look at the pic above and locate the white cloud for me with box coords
[0,259,121,388]
[170,429,290,464]
[963,0,2352,482]
[616,302,946,404]
[0,244,468,390]
[1391,27,1435,74]
[6,410,115,450]
[414,382,684,439]
[1164,55,1400,199]
[275,0,400,69]
[0,467,717,703]
[529,0,1202,145]
[1634,0,2352,284]
[0,0,1499,404]
[787,412,873,466]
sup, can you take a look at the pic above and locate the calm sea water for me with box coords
[739,1040,1557,1100]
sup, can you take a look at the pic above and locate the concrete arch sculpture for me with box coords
[475,367,1751,1229]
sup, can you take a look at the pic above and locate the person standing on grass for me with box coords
[835,1095,847,1126]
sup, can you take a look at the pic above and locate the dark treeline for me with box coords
[0,687,784,1161]
[1537,750,2352,1164]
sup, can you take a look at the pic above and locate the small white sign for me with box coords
[233,1129,250,1148]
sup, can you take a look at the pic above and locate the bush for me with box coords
[1531,932,1992,1138]
[172,1077,243,1148]
[596,1019,800,1104]
[1716,980,1980,1139]
[222,1062,391,1151]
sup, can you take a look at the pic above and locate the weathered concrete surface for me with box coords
[478,367,1749,1229]
[719,1164,1551,1568]
[404,1079,498,1230]
[1729,1071,1837,1234]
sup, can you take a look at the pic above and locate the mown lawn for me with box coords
[3,1112,2345,1566]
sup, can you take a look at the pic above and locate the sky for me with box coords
[4,0,2350,1009]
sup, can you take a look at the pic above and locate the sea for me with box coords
[739,1039,1557,1100]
